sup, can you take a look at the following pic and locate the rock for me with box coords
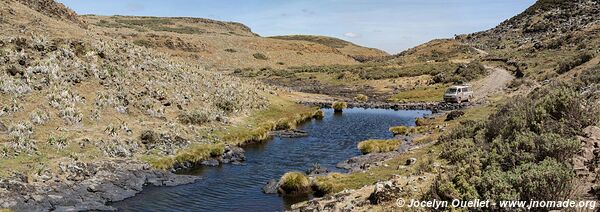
[262,179,279,194]
[201,159,219,167]
[406,158,417,166]
[306,163,329,176]
[270,129,308,138]
[445,110,465,121]
[222,145,245,164]
[368,181,402,205]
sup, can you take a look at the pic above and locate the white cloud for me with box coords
[344,32,360,38]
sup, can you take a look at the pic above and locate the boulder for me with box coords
[368,181,402,205]
[445,110,465,121]
[306,163,329,176]
[262,179,279,194]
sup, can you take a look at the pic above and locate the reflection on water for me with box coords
[111,108,431,212]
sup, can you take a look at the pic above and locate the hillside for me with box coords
[83,16,388,69]
[0,0,320,210]
[461,0,600,82]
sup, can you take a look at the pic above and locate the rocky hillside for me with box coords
[83,16,388,69]
[461,0,600,81]
[0,0,281,210]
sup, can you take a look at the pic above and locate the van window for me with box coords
[446,88,457,94]
[463,88,469,92]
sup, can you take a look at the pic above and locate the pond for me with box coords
[111,108,431,211]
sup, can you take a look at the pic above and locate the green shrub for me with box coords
[433,85,598,204]
[253,53,269,60]
[279,172,311,195]
[556,53,593,74]
[331,101,347,112]
[357,139,401,154]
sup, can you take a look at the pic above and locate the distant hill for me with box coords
[83,16,389,69]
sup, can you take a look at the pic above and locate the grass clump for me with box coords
[389,126,409,135]
[354,94,369,102]
[332,101,347,112]
[357,139,401,154]
[279,172,311,195]
[178,111,210,125]
[253,53,269,60]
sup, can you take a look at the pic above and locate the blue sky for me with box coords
[58,0,535,53]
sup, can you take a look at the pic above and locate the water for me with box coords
[111,108,431,211]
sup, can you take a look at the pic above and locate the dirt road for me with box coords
[471,65,515,102]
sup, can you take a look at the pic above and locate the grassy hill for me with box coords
[0,0,319,185]
[82,16,388,69]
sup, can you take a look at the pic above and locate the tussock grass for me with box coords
[279,172,311,195]
[332,101,347,112]
[357,139,401,154]
[354,94,369,102]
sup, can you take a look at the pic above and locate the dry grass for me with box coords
[279,172,311,195]
[357,139,401,154]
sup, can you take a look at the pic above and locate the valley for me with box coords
[1,0,599,211]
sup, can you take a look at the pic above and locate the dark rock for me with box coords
[445,110,465,121]
[222,145,245,164]
[306,163,329,176]
[201,159,219,167]
[270,129,308,138]
[6,66,23,76]
[140,130,157,145]
[406,158,417,166]
[262,179,279,194]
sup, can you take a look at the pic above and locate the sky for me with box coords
[57,0,535,54]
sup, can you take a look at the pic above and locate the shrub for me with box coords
[253,53,268,60]
[178,111,211,125]
[556,53,593,74]
[354,94,369,102]
[278,172,311,195]
[30,109,49,125]
[224,48,237,53]
[433,85,598,204]
[415,118,426,126]
[331,101,347,112]
[445,110,465,121]
[357,139,401,154]
[59,106,82,125]
[47,136,68,149]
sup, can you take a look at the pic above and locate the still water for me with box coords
[112,108,431,211]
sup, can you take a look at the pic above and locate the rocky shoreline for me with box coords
[299,101,467,113]
[0,160,199,211]
[0,144,247,211]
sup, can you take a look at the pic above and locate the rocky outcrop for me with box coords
[270,129,309,138]
[574,126,600,200]
[16,0,87,27]
[0,160,200,211]
[368,181,402,205]
[173,144,246,170]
